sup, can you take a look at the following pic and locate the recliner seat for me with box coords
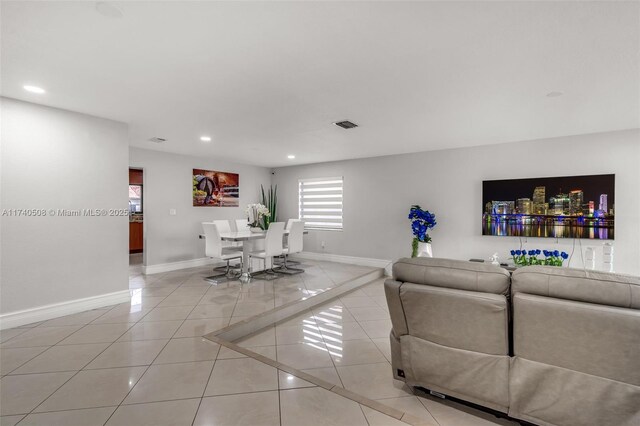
[509,266,640,426]
[386,257,512,413]
[385,258,640,426]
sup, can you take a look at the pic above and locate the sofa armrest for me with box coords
[385,279,408,336]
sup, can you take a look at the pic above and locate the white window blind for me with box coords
[298,177,343,230]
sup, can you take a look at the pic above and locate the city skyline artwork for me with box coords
[482,174,615,239]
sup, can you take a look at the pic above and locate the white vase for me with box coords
[250,227,263,233]
[417,242,433,258]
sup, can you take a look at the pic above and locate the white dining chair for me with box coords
[249,222,284,280]
[286,218,301,230]
[213,219,232,237]
[211,220,241,272]
[202,222,243,283]
[214,219,242,248]
[235,218,250,231]
[277,220,304,274]
[281,218,302,265]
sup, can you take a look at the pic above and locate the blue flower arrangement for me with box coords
[510,249,569,267]
[408,205,437,257]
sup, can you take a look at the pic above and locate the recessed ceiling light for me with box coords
[200,136,212,142]
[546,91,563,98]
[23,85,45,94]
[287,155,295,159]
[96,2,123,19]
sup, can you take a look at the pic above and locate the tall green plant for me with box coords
[260,184,277,229]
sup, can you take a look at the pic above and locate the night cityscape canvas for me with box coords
[482,174,615,239]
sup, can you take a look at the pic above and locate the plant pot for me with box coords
[417,242,433,258]
[194,195,206,205]
[250,227,263,233]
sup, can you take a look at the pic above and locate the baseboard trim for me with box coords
[143,257,213,275]
[292,251,394,275]
[0,290,131,330]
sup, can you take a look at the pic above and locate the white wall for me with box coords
[129,147,272,269]
[1,98,130,318]
[273,129,640,275]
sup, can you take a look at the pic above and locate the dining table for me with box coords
[199,228,307,282]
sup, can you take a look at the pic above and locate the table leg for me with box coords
[239,240,252,283]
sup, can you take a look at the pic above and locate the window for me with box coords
[298,177,343,230]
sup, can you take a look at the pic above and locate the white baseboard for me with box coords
[0,290,131,330]
[292,251,393,276]
[143,257,213,275]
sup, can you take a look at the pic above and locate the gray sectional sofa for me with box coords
[385,257,640,426]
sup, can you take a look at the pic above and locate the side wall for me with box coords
[1,98,130,321]
[273,129,640,275]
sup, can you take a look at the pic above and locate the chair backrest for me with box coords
[213,220,232,234]
[235,219,249,231]
[264,222,285,257]
[202,222,223,259]
[287,220,304,254]
[286,218,301,230]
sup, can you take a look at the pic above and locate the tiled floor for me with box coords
[235,280,519,426]
[1,257,408,425]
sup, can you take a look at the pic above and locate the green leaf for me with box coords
[411,238,419,258]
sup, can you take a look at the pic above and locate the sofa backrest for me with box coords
[388,258,512,355]
[392,257,511,295]
[512,265,640,386]
[512,265,640,309]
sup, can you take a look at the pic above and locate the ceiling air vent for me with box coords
[333,120,358,129]
[148,137,166,143]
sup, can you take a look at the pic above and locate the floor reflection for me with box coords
[304,305,346,358]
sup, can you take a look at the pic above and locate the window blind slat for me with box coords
[301,208,342,212]
[301,201,342,206]
[304,222,344,229]
[299,177,343,231]
[300,215,342,220]
[301,186,343,192]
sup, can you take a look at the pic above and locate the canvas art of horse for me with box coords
[194,174,218,204]
[193,169,240,207]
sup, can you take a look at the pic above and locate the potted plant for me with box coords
[510,249,569,267]
[408,205,437,257]
[260,184,277,229]
[246,203,271,232]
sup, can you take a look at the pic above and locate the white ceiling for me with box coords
[2,1,639,167]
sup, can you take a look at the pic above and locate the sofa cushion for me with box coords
[513,293,640,385]
[401,335,510,413]
[509,357,640,426]
[400,283,509,355]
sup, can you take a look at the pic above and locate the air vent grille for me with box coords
[334,120,358,129]
[148,137,166,143]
